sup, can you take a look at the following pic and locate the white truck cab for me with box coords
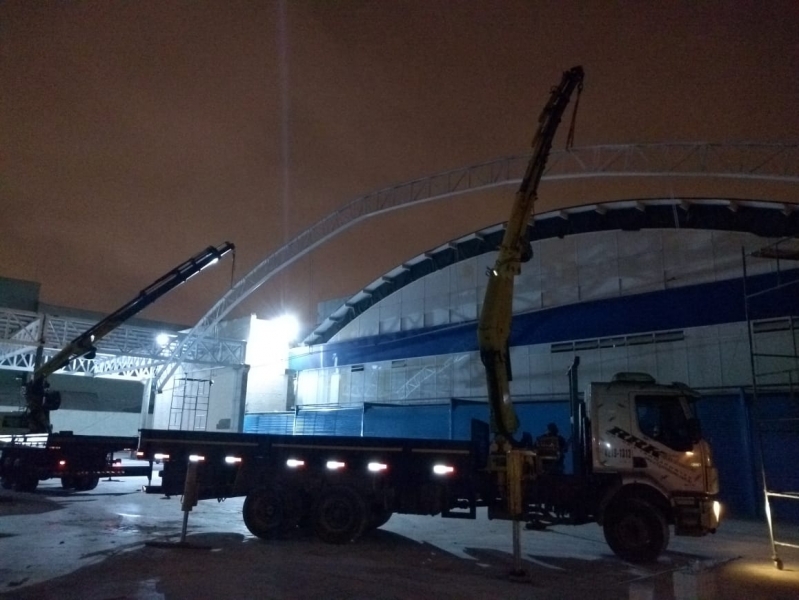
[587,372,720,557]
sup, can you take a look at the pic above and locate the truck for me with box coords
[136,66,720,563]
[0,242,235,492]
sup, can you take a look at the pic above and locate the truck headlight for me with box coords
[713,500,721,521]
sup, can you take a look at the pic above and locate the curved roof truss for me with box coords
[154,143,799,389]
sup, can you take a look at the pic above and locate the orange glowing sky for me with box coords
[1,1,797,332]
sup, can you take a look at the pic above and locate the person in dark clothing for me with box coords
[538,422,567,474]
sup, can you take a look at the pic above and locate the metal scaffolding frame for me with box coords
[742,238,799,570]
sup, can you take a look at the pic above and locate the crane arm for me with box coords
[24,241,235,433]
[477,66,584,443]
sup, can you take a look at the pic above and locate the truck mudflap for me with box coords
[672,495,721,536]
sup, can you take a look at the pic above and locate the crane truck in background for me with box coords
[0,242,235,492]
[136,66,720,563]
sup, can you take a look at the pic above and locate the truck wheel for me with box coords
[61,476,76,489]
[73,475,99,491]
[243,485,299,539]
[14,472,39,493]
[367,508,393,531]
[603,498,669,563]
[313,485,367,544]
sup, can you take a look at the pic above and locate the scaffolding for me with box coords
[742,238,799,570]
[168,377,212,431]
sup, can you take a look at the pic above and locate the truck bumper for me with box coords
[673,495,720,536]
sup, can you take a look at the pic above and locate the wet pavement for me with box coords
[0,476,797,599]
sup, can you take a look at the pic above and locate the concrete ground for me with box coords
[0,476,797,600]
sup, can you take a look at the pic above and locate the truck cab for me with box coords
[587,372,721,560]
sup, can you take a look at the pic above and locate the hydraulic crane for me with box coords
[21,242,235,433]
[477,65,584,446]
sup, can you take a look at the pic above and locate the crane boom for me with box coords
[23,242,235,433]
[477,66,584,443]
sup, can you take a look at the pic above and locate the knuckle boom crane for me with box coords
[1,242,234,493]
[478,65,584,446]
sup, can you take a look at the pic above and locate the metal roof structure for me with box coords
[305,197,799,344]
[150,142,799,389]
[0,308,245,379]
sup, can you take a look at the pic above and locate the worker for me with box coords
[537,423,567,474]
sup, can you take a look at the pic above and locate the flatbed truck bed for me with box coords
[138,427,490,543]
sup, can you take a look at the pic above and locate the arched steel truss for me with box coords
[153,142,799,390]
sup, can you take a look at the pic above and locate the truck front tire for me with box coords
[313,485,367,544]
[603,498,669,563]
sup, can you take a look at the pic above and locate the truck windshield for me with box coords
[635,394,693,452]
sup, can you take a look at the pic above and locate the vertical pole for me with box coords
[180,458,201,544]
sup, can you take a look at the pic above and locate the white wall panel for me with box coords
[451,288,478,323]
[654,341,690,383]
[451,258,480,292]
[358,309,379,338]
[599,345,628,380]
[719,336,751,387]
[528,348,554,395]
[401,279,425,302]
[426,268,449,296]
[626,344,658,379]
[684,329,723,388]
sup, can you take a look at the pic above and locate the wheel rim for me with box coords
[615,513,651,550]
[322,497,356,533]
[254,494,282,528]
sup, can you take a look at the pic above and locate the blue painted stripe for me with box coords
[290,270,799,370]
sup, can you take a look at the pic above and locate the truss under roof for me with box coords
[0,308,246,379]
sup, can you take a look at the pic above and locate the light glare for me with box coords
[433,464,454,475]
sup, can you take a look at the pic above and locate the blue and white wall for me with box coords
[289,228,796,405]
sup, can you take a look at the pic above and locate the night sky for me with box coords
[1,1,797,334]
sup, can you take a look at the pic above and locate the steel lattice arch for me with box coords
[153,142,799,389]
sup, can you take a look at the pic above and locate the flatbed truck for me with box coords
[137,66,720,563]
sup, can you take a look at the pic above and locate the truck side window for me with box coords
[635,395,693,452]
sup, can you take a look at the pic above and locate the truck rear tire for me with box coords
[367,508,393,531]
[14,472,39,493]
[313,485,367,544]
[243,485,299,539]
[73,475,99,491]
[603,498,669,563]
